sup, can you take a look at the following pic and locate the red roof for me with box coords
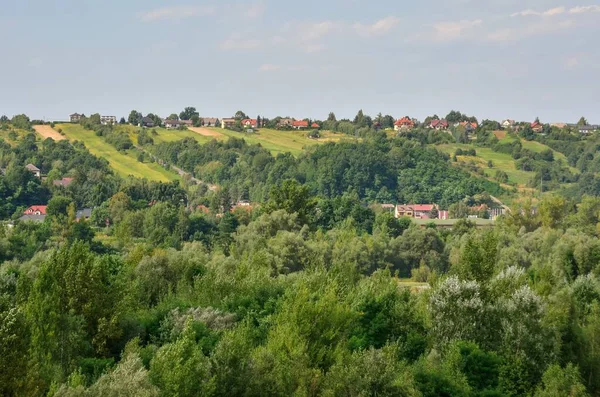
[531,121,541,128]
[24,205,47,215]
[413,204,436,212]
[241,119,258,126]
[292,120,309,127]
[431,119,448,128]
[395,116,414,126]
[311,123,320,128]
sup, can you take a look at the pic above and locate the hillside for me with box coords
[55,123,179,182]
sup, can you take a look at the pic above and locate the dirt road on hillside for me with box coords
[187,127,223,138]
[34,125,66,141]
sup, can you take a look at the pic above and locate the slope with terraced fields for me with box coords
[56,123,179,182]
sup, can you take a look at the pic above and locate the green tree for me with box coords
[577,117,589,127]
[127,110,142,125]
[179,106,199,121]
[534,364,589,397]
[265,179,315,226]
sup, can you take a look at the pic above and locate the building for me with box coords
[76,208,93,221]
[25,164,41,178]
[70,113,83,123]
[292,120,309,129]
[201,118,218,127]
[164,119,183,129]
[140,117,154,128]
[277,118,294,128]
[578,125,599,134]
[502,119,516,129]
[53,177,74,188]
[531,120,543,133]
[394,116,415,131]
[23,205,47,216]
[429,119,449,130]
[221,118,236,129]
[311,123,320,129]
[395,204,441,220]
[100,115,117,125]
[241,119,258,128]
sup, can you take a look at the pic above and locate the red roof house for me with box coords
[241,119,258,128]
[23,206,47,215]
[394,204,440,219]
[311,123,320,129]
[430,119,449,130]
[292,120,309,129]
[53,177,74,187]
[531,120,543,132]
[394,117,415,131]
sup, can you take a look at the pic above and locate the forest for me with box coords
[2,114,600,396]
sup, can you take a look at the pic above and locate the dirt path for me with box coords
[187,127,223,138]
[34,125,66,141]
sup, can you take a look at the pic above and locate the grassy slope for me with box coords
[209,127,355,156]
[0,126,34,145]
[56,124,179,182]
[115,125,215,145]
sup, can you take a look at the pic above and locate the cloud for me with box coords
[428,19,483,42]
[258,63,280,72]
[219,34,262,51]
[569,5,600,13]
[244,2,266,18]
[486,18,574,42]
[140,6,216,22]
[354,16,400,37]
[565,57,579,69]
[511,6,565,17]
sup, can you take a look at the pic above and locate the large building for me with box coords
[101,115,117,125]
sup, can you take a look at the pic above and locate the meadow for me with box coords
[55,124,179,182]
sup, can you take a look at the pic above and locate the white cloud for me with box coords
[303,43,326,53]
[140,6,216,22]
[511,6,565,17]
[569,5,600,13]
[244,2,266,18]
[258,63,280,72]
[486,18,574,42]
[219,34,262,51]
[354,16,400,37]
[429,19,483,42]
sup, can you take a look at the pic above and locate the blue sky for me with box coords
[1,0,599,123]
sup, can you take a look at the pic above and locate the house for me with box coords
[180,120,193,127]
[311,123,320,129]
[76,208,92,221]
[164,119,183,129]
[241,119,258,128]
[458,121,478,133]
[502,119,516,129]
[221,118,236,129]
[140,117,154,128]
[394,117,415,131]
[292,120,309,129]
[551,123,568,129]
[25,164,41,178]
[380,204,396,213]
[23,205,47,216]
[395,204,441,219]
[70,113,83,123]
[53,177,74,188]
[578,125,599,134]
[277,118,294,128]
[100,115,117,125]
[531,121,543,133]
[429,119,449,130]
[201,118,218,127]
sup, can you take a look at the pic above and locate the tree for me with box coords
[47,195,74,218]
[234,110,247,120]
[449,201,469,219]
[191,114,201,127]
[166,113,179,121]
[534,364,589,397]
[179,107,199,121]
[119,117,126,124]
[577,117,589,127]
[11,114,31,129]
[538,194,567,229]
[265,179,315,226]
[127,110,142,125]
[327,112,337,122]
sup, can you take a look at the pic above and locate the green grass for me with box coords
[114,125,215,145]
[413,218,495,227]
[56,124,179,182]
[210,127,355,156]
[0,126,34,145]
[436,143,534,186]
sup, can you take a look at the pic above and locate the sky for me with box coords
[1,0,599,123]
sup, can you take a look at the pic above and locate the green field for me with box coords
[0,126,34,145]
[115,125,215,145]
[56,124,179,182]
[210,127,355,156]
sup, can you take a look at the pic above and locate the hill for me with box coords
[55,123,179,182]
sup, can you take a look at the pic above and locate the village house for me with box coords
[23,205,47,216]
[292,120,309,129]
[53,177,74,188]
[221,118,236,129]
[277,118,294,128]
[70,113,84,123]
[241,119,258,128]
[531,120,543,133]
[100,115,117,125]
[429,119,449,130]
[578,125,599,134]
[395,204,444,220]
[25,164,41,178]
[201,118,218,127]
[311,123,320,129]
[163,119,183,129]
[394,117,415,131]
[502,119,516,129]
[140,117,154,128]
